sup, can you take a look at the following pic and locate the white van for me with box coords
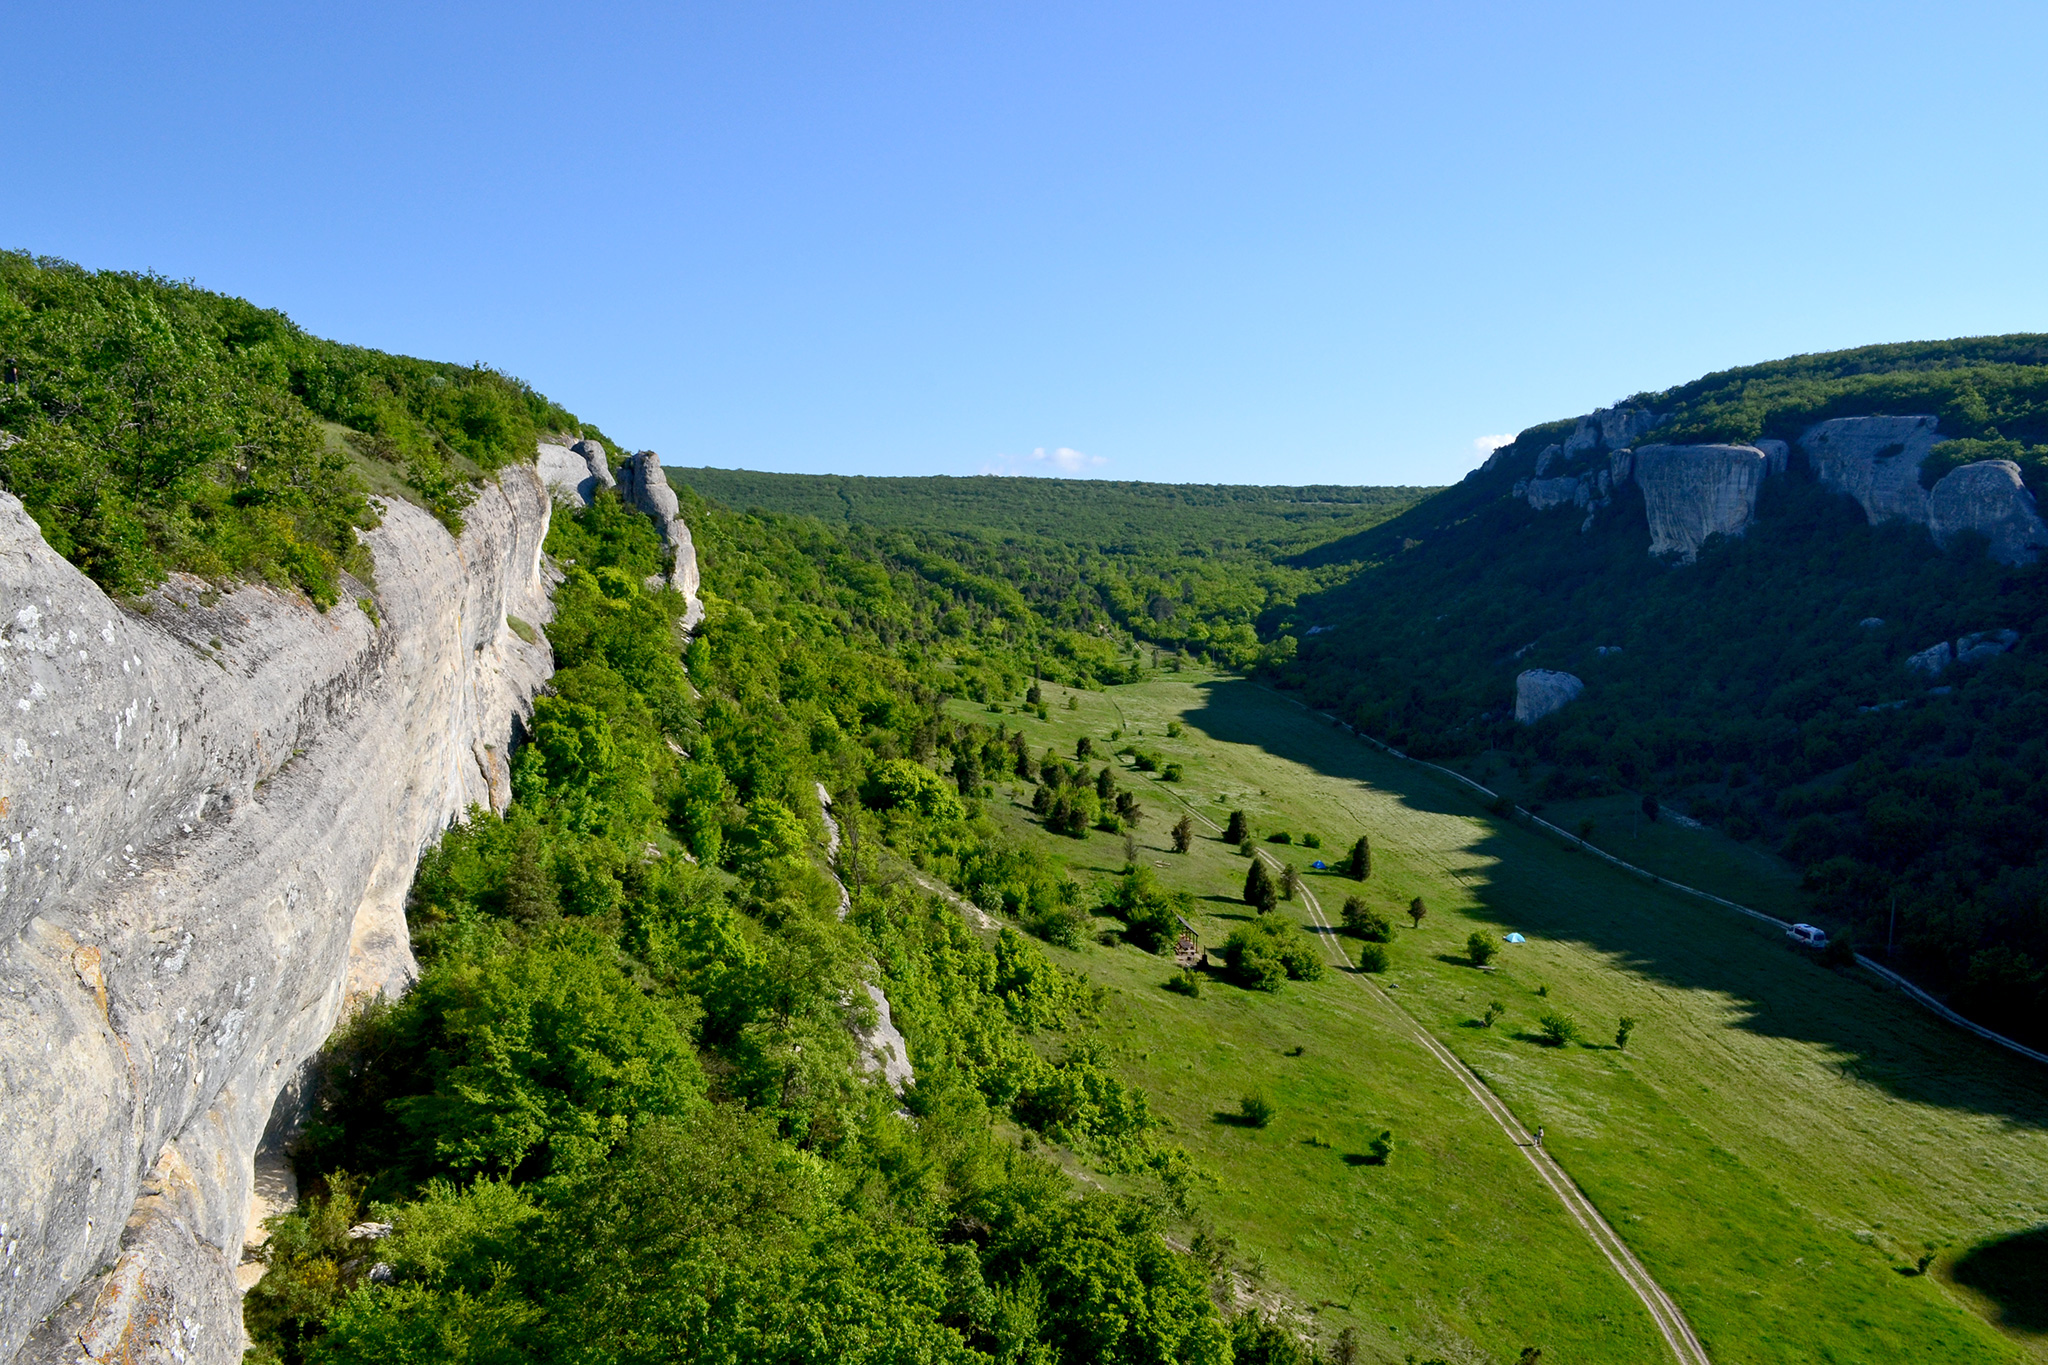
[1787,923,1829,949]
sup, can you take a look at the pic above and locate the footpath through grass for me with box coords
[951,670,2048,1364]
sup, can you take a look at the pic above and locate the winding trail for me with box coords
[1141,763,1711,1364]
[1269,849,1712,1365]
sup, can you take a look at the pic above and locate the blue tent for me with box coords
[1504,932,1526,944]
[1311,860,1327,870]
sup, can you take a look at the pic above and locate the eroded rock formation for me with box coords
[1927,460,2048,565]
[617,452,706,631]
[1799,415,1941,526]
[1632,444,1769,561]
[0,473,556,1364]
[1515,669,1584,724]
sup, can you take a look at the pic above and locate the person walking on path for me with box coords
[1536,1126,1545,1149]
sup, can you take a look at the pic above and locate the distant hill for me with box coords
[669,468,1433,668]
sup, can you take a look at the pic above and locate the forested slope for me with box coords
[1270,337,2048,1042]
[671,468,1427,668]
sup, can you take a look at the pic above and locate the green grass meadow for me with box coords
[948,671,2048,1364]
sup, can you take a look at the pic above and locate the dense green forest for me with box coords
[671,469,1427,669]
[1273,338,2048,1042]
[0,252,604,600]
[242,491,1278,1365]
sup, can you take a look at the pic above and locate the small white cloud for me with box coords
[981,446,1109,477]
[1474,433,1516,456]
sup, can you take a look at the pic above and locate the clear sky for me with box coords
[7,1,2047,485]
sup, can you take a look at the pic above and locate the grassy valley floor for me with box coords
[943,671,2048,1364]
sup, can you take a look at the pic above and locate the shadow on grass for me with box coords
[1952,1226,2048,1331]
[1212,1112,1264,1128]
[1341,1153,1385,1167]
[1183,673,2048,1129]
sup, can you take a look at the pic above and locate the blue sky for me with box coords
[8,1,2047,485]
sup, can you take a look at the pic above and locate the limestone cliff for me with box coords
[0,472,556,1365]
[1927,459,2048,565]
[1632,444,1769,561]
[1798,415,1941,526]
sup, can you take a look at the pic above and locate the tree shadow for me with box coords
[1212,1112,1263,1128]
[1181,674,2048,1129]
[1341,1152,1384,1167]
[1952,1226,2048,1331]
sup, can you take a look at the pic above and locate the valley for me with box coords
[944,670,2048,1363]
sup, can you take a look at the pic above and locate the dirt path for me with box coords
[1263,846,1713,1365]
[1137,767,1709,1363]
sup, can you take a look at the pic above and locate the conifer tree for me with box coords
[1171,815,1194,853]
[1096,766,1114,800]
[1348,834,1371,881]
[1243,859,1277,913]
[1223,809,1249,844]
[1407,896,1428,929]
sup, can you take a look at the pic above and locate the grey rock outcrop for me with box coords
[1927,460,2048,565]
[617,451,705,631]
[570,439,617,492]
[536,438,618,506]
[1906,641,1953,677]
[816,784,912,1096]
[1905,629,2019,677]
[1515,669,1584,724]
[0,473,555,1364]
[1799,415,1942,526]
[1755,438,1790,475]
[1632,444,1769,561]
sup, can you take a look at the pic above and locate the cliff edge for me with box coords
[0,470,556,1364]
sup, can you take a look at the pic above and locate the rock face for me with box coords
[1799,415,1942,526]
[536,438,617,506]
[1927,460,2048,565]
[0,473,556,1365]
[1632,444,1769,561]
[1515,669,1584,724]
[1905,629,2019,677]
[617,451,706,631]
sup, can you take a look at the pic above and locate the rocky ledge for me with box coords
[0,471,556,1365]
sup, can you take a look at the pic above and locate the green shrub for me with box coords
[1223,918,1323,989]
[1162,762,1184,781]
[1301,832,1321,849]
[1266,831,1292,845]
[1165,971,1202,997]
[1367,1129,1394,1164]
[1341,896,1391,941]
[1354,941,1390,973]
[1615,1015,1636,1049]
[1537,1011,1581,1046]
[1467,930,1499,966]
[1483,1000,1505,1028]
[1239,1095,1275,1128]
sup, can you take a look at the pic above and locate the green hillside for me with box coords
[1270,339,2048,1045]
[671,468,1430,668]
[0,251,605,600]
